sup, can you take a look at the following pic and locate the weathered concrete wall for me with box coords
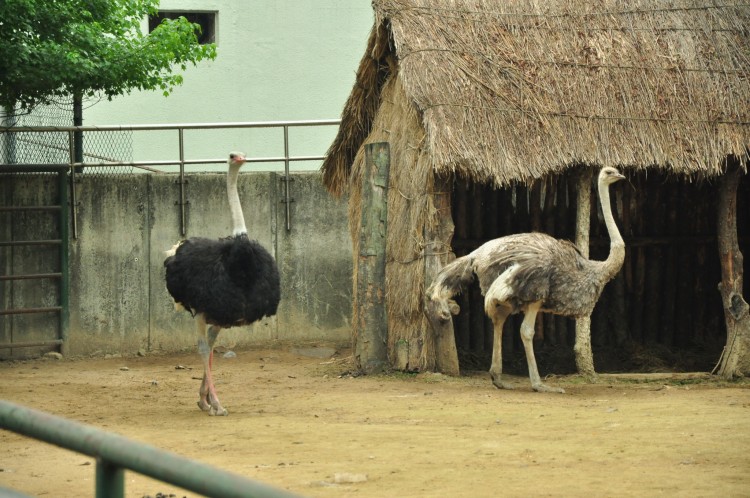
[69,175,151,355]
[1,171,352,357]
[275,174,353,342]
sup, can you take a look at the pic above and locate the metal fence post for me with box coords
[282,125,293,231]
[67,130,78,239]
[178,128,187,236]
[96,459,124,498]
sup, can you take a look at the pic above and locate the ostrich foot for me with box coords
[198,396,228,416]
[490,373,515,390]
[532,383,565,394]
[209,404,228,416]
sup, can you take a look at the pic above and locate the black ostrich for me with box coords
[164,151,280,416]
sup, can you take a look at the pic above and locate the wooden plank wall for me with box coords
[450,169,750,372]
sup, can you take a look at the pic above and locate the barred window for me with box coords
[148,11,217,45]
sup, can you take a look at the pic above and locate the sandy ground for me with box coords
[1,345,749,498]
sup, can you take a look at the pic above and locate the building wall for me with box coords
[82,0,373,171]
[1,171,352,358]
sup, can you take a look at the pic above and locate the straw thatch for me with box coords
[323,0,750,193]
[323,0,750,372]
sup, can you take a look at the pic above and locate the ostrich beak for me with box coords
[609,170,626,184]
[229,152,247,166]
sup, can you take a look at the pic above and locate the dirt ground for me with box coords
[1,345,749,498]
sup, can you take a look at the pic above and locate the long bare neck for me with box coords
[228,163,247,235]
[597,178,625,281]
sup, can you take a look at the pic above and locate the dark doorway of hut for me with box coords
[448,169,749,376]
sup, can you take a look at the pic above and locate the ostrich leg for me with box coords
[520,302,565,394]
[198,325,224,413]
[487,302,513,390]
[195,314,228,416]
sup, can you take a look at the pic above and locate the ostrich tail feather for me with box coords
[428,255,475,300]
[164,241,183,258]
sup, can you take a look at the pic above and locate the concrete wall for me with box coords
[1,171,352,358]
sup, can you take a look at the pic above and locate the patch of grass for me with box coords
[383,370,420,381]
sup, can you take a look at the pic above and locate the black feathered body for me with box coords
[164,234,280,327]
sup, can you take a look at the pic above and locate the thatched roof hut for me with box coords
[323,0,750,375]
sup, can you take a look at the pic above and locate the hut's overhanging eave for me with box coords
[322,0,750,194]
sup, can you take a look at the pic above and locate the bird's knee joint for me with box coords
[197,339,211,356]
[520,326,535,342]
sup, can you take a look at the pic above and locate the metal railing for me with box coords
[0,400,301,498]
[0,119,341,235]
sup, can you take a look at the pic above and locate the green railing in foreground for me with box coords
[0,400,301,498]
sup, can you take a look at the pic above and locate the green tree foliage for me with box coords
[0,0,217,112]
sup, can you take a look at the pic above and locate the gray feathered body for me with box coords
[426,167,626,393]
[431,232,624,318]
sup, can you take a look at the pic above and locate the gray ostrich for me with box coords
[425,167,626,393]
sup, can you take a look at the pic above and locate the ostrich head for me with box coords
[426,294,460,323]
[599,166,626,185]
[228,151,246,167]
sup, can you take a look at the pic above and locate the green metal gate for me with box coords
[0,168,70,356]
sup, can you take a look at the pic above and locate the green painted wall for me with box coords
[83,0,373,171]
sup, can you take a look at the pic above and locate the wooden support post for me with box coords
[453,179,470,351]
[715,161,750,378]
[574,168,597,379]
[355,142,390,374]
[424,175,460,376]
[469,184,485,353]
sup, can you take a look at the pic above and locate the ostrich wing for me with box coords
[164,237,222,315]
[222,235,281,320]
[164,235,280,325]
[471,233,587,307]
